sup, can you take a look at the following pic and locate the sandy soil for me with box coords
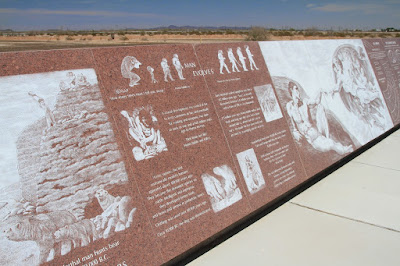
[0,33,245,52]
[0,33,397,52]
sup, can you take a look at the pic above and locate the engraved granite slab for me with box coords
[91,44,252,261]
[259,39,393,177]
[0,50,162,266]
[363,38,400,126]
[0,38,398,266]
[194,42,306,209]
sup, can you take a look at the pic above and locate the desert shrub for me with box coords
[272,30,294,36]
[65,36,74,41]
[331,31,347,37]
[303,27,320,37]
[246,27,271,41]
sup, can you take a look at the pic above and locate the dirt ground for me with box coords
[0,33,397,52]
[0,34,245,52]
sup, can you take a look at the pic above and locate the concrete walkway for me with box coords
[189,129,400,266]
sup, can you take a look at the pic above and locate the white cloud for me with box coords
[308,3,388,14]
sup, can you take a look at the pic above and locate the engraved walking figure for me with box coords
[147,66,158,83]
[172,54,185,80]
[28,92,56,129]
[227,48,241,72]
[161,58,174,82]
[237,47,248,71]
[218,50,230,74]
[245,45,259,71]
[121,56,142,87]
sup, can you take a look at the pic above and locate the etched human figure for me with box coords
[172,54,185,80]
[332,51,385,130]
[161,58,174,82]
[147,66,158,83]
[286,82,353,155]
[213,165,237,196]
[28,92,56,129]
[244,156,262,191]
[237,47,248,71]
[76,73,90,86]
[358,46,367,61]
[201,173,225,201]
[121,109,167,161]
[121,56,142,87]
[227,48,240,72]
[218,50,230,74]
[66,72,76,88]
[93,189,136,239]
[245,45,259,71]
[262,88,276,114]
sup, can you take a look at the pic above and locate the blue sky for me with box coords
[0,0,399,30]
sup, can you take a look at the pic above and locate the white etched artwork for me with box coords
[172,54,185,80]
[120,106,167,161]
[254,84,283,122]
[147,66,158,83]
[245,45,259,71]
[218,50,231,74]
[237,47,248,71]
[227,48,241,72]
[121,56,142,87]
[236,149,265,194]
[286,81,353,155]
[217,46,259,74]
[332,44,392,138]
[161,58,174,82]
[91,189,136,239]
[0,69,134,265]
[387,49,400,64]
[259,40,393,151]
[201,165,242,212]
[28,92,57,129]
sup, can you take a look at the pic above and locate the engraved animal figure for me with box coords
[121,56,142,87]
[54,219,98,248]
[2,210,77,263]
[94,189,137,238]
